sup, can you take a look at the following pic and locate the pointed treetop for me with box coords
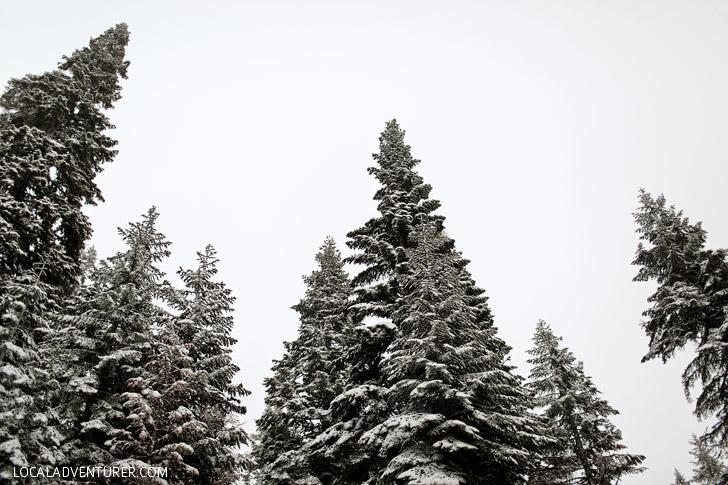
[369,119,430,197]
[633,189,706,285]
[315,236,344,272]
[59,23,130,108]
[375,119,419,170]
[195,244,221,278]
[295,237,349,314]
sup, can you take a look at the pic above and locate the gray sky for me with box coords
[3,1,728,482]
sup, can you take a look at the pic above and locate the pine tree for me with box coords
[672,436,728,485]
[526,320,645,484]
[0,23,129,290]
[356,223,549,484]
[254,237,354,484]
[0,25,129,482]
[115,320,209,482]
[164,245,249,484]
[632,190,728,446]
[302,121,551,484]
[57,208,171,471]
[301,121,448,484]
[688,435,727,485]
[346,119,445,320]
[672,469,690,485]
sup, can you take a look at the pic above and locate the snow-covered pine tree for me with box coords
[0,24,129,482]
[254,237,355,484]
[163,244,249,484]
[57,208,171,471]
[115,321,208,483]
[303,121,551,484]
[672,469,690,485]
[673,434,728,485]
[632,190,728,446]
[356,223,550,484]
[345,120,442,319]
[0,273,65,483]
[300,121,447,483]
[0,23,129,290]
[526,320,645,484]
[687,435,727,485]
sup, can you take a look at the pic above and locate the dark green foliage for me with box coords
[254,238,354,484]
[0,25,129,482]
[673,469,690,485]
[361,224,550,484]
[673,435,728,485]
[58,208,170,469]
[633,190,728,446]
[0,276,65,482]
[688,436,727,485]
[164,245,249,483]
[346,119,445,319]
[1,23,251,484]
[299,121,552,484]
[0,24,129,290]
[58,216,249,484]
[526,321,645,484]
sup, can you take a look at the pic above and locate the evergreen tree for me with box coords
[526,320,645,485]
[672,469,690,485]
[0,25,129,482]
[688,435,727,485]
[0,23,129,290]
[672,435,728,485]
[254,237,354,484]
[164,245,250,484]
[59,229,249,484]
[57,208,171,471]
[632,190,728,446]
[302,121,551,484]
[346,119,448,321]
[357,223,549,484]
[114,320,210,483]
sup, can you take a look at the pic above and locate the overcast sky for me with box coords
[3,1,728,482]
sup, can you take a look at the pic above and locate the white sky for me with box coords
[2,2,728,482]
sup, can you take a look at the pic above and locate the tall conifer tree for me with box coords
[526,320,645,484]
[302,121,551,484]
[357,223,549,484]
[58,208,171,471]
[632,190,728,446]
[0,25,129,481]
[164,245,250,484]
[0,24,129,290]
[254,238,354,484]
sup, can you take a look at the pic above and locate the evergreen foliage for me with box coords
[58,208,171,470]
[0,276,64,482]
[345,119,444,319]
[0,24,129,290]
[673,435,727,485]
[672,469,690,485]
[164,245,250,483]
[688,435,727,485]
[361,223,549,484]
[1,23,252,485]
[57,214,249,484]
[0,24,129,482]
[254,237,354,484]
[526,320,645,484]
[633,190,728,446]
[300,121,551,484]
